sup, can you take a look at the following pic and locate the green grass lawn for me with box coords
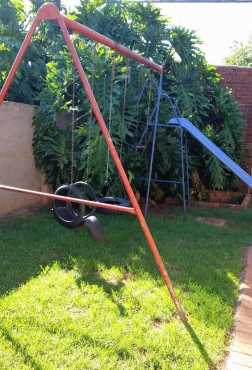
[0,205,251,369]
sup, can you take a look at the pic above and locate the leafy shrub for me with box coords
[0,0,246,198]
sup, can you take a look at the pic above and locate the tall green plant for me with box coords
[1,0,246,196]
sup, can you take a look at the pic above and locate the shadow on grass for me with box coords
[183,321,216,370]
[41,324,133,361]
[75,265,216,368]
[74,262,127,316]
[0,210,242,316]
[0,323,43,370]
[0,208,241,305]
[0,209,248,367]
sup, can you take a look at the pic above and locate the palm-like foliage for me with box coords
[0,0,246,198]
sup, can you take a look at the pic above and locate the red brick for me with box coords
[225,247,252,368]
[230,340,252,356]
[227,351,252,367]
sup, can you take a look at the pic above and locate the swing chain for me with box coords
[135,70,153,150]
[105,58,116,182]
[70,66,76,184]
[86,46,96,180]
[120,58,129,159]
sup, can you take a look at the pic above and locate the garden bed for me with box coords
[157,190,251,210]
[191,190,251,209]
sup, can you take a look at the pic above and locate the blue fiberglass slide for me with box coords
[169,117,252,188]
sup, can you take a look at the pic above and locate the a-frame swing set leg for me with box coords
[0,3,186,323]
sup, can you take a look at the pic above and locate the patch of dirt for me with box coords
[95,270,124,287]
[152,313,176,329]
[105,278,121,286]
[139,347,147,356]
[153,317,164,328]
[66,305,85,317]
[196,216,227,227]
[122,271,133,282]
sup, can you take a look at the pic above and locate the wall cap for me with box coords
[216,65,252,71]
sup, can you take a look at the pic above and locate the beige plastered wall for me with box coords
[0,101,49,217]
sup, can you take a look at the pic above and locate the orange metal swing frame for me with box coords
[0,3,186,322]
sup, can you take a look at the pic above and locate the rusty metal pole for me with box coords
[0,3,186,322]
[57,14,186,322]
[0,20,40,103]
[0,184,136,214]
[62,16,163,74]
[0,3,59,103]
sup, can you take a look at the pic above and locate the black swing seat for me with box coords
[52,184,85,229]
[84,215,104,241]
[52,182,104,241]
[96,196,130,214]
[53,205,83,228]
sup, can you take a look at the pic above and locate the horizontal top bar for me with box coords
[0,184,136,215]
[63,16,163,74]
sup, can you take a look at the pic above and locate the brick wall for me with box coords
[216,66,252,172]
